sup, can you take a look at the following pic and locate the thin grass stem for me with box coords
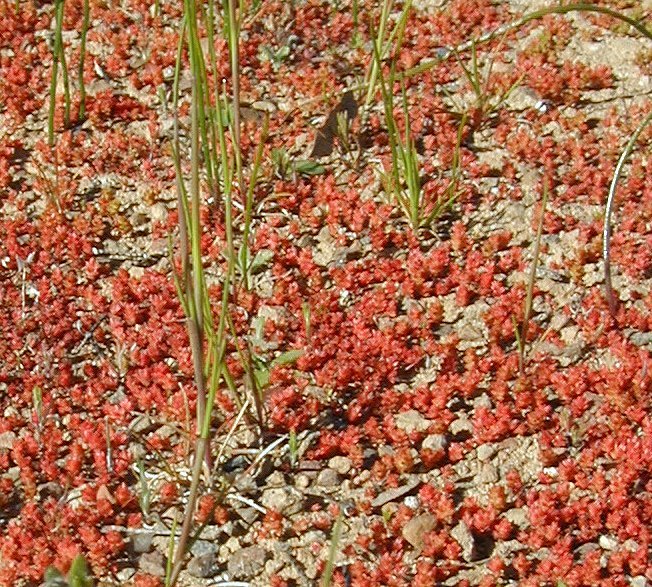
[603,111,652,316]
[520,181,549,374]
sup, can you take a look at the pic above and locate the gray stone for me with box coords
[115,568,136,583]
[316,468,340,487]
[371,477,420,508]
[261,486,304,515]
[237,507,260,525]
[187,551,217,578]
[227,545,267,580]
[190,540,217,556]
[131,531,154,553]
[138,551,166,576]
[629,576,648,587]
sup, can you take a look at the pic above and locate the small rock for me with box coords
[422,434,447,452]
[316,468,340,487]
[115,568,136,583]
[622,539,639,552]
[227,545,267,580]
[150,203,168,223]
[473,393,492,409]
[629,576,647,587]
[451,521,475,562]
[372,477,420,508]
[237,507,260,525]
[476,463,499,484]
[131,531,155,553]
[395,410,430,434]
[187,552,217,578]
[450,416,473,437]
[599,535,619,551]
[402,513,436,549]
[295,474,311,489]
[261,486,304,515]
[476,444,495,462]
[404,495,420,509]
[328,456,352,475]
[156,424,177,439]
[575,542,599,558]
[0,431,17,449]
[138,551,166,577]
[505,508,529,529]
[266,471,286,486]
[190,540,217,556]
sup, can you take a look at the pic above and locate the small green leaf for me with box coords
[293,160,325,176]
[272,349,304,366]
[68,555,93,587]
[250,249,274,274]
[276,45,290,60]
[254,367,270,389]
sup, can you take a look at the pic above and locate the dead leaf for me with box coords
[311,90,358,158]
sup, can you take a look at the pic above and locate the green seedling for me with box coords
[259,44,291,71]
[449,39,523,130]
[271,148,325,179]
[288,428,298,468]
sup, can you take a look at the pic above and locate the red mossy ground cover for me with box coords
[0,0,651,586]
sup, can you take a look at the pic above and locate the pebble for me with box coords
[395,410,431,434]
[190,540,217,556]
[294,473,311,489]
[115,568,136,583]
[450,416,474,437]
[505,508,529,529]
[261,486,304,515]
[422,434,447,452]
[402,513,436,549]
[451,521,475,562]
[130,531,154,554]
[476,444,495,462]
[237,507,260,525]
[476,462,499,484]
[316,468,340,487]
[187,551,217,578]
[328,456,352,475]
[227,545,267,580]
[599,535,619,551]
[371,477,420,508]
[138,551,166,577]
